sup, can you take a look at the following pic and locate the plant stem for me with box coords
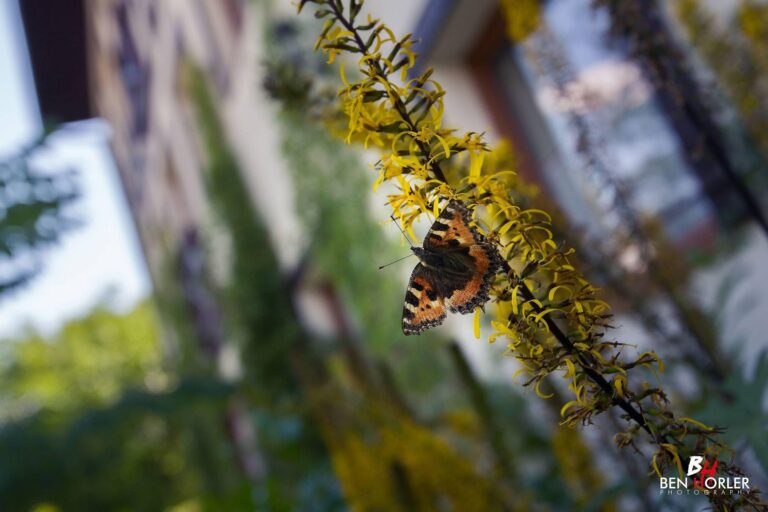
[327,0,448,183]
[516,282,659,440]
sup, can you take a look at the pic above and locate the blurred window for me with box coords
[492,0,715,244]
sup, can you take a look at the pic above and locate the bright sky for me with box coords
[0,0,150,338]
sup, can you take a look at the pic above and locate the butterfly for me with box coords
[401,200,503,335]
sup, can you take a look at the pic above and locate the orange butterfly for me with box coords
[401,201,502,335]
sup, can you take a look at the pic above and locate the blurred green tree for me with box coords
[0,300,243,512]
[0,132,79,297]
[0,300,165,420]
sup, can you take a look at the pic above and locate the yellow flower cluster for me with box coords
[298,1,765,509]
[327,416,511,510]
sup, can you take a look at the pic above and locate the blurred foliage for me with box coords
[153,250,208,373]
[296,351,522,512]
[187,64,301,397]
[0,380,237,512]
[550,426,613,510]
[696,352,768,473]
[499,0,541,42]
[0,300,165,421]
[279,108,405,347]
[187,63,344,510]
[0,300,241,511]
[0,132,79,297]
[675,0,768,190]
[327,416,510,511]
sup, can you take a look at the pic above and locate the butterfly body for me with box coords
[402,201,502,335]
[411,246,475,277]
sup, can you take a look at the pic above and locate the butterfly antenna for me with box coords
[378,253,414,270]
[390,214,416,247]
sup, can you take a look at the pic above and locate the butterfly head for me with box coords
[410,246,427,260]
[411,246,442,269]
[412,245,472,275]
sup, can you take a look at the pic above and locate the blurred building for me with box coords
[21,0,300,365]
[83,0,297,281]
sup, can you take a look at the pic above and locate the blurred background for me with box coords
[2,0,768,510]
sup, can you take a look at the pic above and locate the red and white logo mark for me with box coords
[659,455,749,496]
[687,456,719,489]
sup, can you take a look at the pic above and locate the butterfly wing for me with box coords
[402,263,447,335]
[423,200,479,250]
[423,200,501,314]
